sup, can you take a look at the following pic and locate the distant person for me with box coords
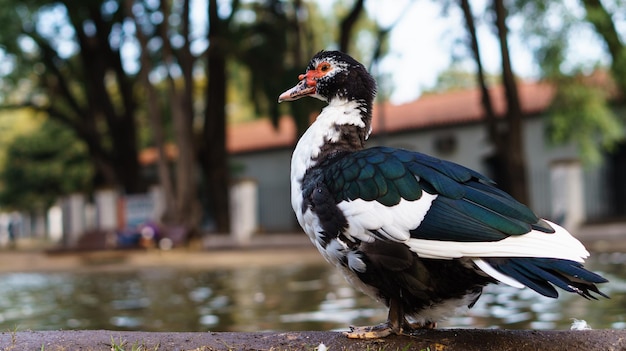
[7,218,16,249]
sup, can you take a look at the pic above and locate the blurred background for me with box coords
[0,0,624,246]
[0,0,625,334]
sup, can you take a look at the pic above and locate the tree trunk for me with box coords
[459,0,513,197]
[160,0,202,230]
[581,0,626,99]
[459,0,498,140]
[338,0,365,53]
[492,0,529,205]
[109,116,143,194]
[82,134,118,189]
[202,0,231,233]
[62,0,144,194]
[127,0,202,233]
[125,0,177,222]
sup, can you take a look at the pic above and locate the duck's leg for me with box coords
[343,298,404,339]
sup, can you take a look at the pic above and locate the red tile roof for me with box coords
[227,81,555,154]
[227,113,297,154]
[138,143,179,166]
[139,80,556,164]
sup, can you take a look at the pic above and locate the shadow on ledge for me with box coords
[1,329,626,351]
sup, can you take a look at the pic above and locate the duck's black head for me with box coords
[278,50,376,106]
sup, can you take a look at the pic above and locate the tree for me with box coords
[124,0,203,234]
[236,0,385,139]
[547,74,623,163]
[201,0,372,231]
[455,0,529,203]
[581,0,626,99]
[234,0,325,138]
[514,0,624,163]
[0,0,144,194]
[200,0,241,233]
[458,0,498,152]
[0,0,399,235]
[491,0,529,204]
[425,65,500,94]
[0,118,93,210]
[338,0,365,53]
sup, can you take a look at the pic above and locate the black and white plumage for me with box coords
[279,50,607,339]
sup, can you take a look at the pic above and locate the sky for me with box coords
[368,0,474,103]
[2,0,614,106]
[200,0,614,104]
[361,0,612,104]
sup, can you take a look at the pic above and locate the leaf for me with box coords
[546,78,624,164]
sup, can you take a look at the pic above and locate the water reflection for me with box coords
[0,253,624,332]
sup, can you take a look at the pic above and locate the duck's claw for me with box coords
[343,322,396,339]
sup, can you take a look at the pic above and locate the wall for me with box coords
[231,115,611,232]
[232,149,295,232]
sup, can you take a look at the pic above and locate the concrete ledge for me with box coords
[2,329,625,351]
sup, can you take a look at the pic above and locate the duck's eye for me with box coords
[319,63,331,72]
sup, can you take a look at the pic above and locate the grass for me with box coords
[109,336,160,351]
[2,326,19,351]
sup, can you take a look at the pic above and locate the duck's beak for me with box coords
[278,72,316,103]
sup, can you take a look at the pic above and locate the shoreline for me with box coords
[1,220,625,274]
[0,245,325,274]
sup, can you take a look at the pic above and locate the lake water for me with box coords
[0,252,625,332]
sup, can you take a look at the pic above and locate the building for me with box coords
[229,80,626,233]
[11,79,622,249]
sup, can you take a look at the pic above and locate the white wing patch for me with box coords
[405,220,589,262]
[473,258,525,288]
[337,193,438,243]
[336,195,589,288]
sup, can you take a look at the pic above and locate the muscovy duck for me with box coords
[278,50,607,339]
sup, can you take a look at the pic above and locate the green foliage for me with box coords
[512,0,578,78]
[0,0,146,193]
[233,0,294,124]
[0,118,93,210]
[547,77,624,164]
[0,108,41,166]
[514,0,626,164]
[580,0,626,101]
[425,64,501,94]
[233,0,382,131]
